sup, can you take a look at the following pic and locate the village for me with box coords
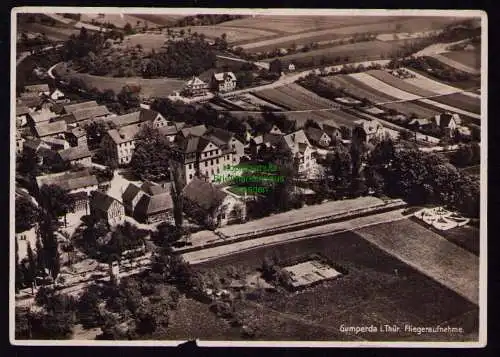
[14,10,482,343]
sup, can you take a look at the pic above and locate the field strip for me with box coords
[349,73,421,100]
[355,220,479,305]
[401,67,465,94]
[429,54,480,76]
[460,91,481,99]
[182,209,408,265]
[418,99,481,120]
[367,69,437,97]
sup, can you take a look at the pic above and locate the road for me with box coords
[216,55,270,70]
[182,209,409,265]
[16,44,65,66]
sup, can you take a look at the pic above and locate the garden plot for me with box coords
[277,83,340,109]
[323,75,397,104]
[349,72,421,101]
[366,69,437,97]
[239,93,285,111]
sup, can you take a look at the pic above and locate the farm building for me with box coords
[288,63,296,72]
[24,84,50,96]
[50,89,66,101]
[90,190,126,227]
[122,181,174,224]
[353,119,386,143]
[16,105,30,127]
[41,137,70,151]
[158,121,186,142]
[433,112,459,138]
[34,120,68,139]
[65,127,88,147]
[211,72,237,93]
[182,177,246,228]
[182,76,210,97]
[27,107,58,127]
[321,123,343,142]
[110,109,171,129]
[63,101,99,114]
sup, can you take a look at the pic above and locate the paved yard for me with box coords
[216,196,385,238]
[355,219,480,305]
[106,170,142,202]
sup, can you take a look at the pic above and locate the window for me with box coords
[216,150,219,155]
[211,159,214,165]
[216,158,219,164]
[232,144,235,149]
[226,155,230,160]
[189,174,193,179]
[188,163,192,169]
[205,161,207,167]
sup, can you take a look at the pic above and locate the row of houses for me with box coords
[181,71,237,97]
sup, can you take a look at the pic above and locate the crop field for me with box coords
[430,92,481,114]
[262,41,403,67]
[366,70,437,97]
[381,101,439,118]
[431,53,480,75]
[410,99,479,123]
[131,14,184,26]
[53,63,185,98]
[172,25,277,44]
[196,229,478,341]
[441,50,481,71]
[232,16,459,52]
[349,72,421,101]
[253,84,339,111]
[402,68,463,95]
[80,13,171,29]
[323,75,397,103]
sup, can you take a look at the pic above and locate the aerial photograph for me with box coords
[12,9,484,345]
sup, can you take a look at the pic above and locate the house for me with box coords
[178,124,208,139]
[16,105,30,127]
[321,123,343,142]
[50,89,66,101]
[210,72,237,93]
[433,112,459,137]
[183,76,209,97]
[457,126,472,139]
[63,101,99,114]
[23,138,52,155]
[122,181,174,224]
[89,190,125,227]
[182,177,246,228]
[110,109,170,129]
[24,84,50,96]
[305,127,331,147]
[353,119,386,143]
[288,63,296,72]
[57,144,92,166]
[16,133,25,155]
[205,127,245,165]
[35,170,99,213]
[101,123,143,165]
[268,124,283,135]
[34,120,68,139]
[65,127,87,147]
[27,107,58,128]
[158,121,186,142]
[16,225,38,261]
[282,130,316,175]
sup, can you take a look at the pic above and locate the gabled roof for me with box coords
[63,101,99,114]
[158,123,182,136]
[23,138,50,151]
[434,112,457,128]
[174,135,212,154]
[72,106,111,122]
[24,84,50,93]
[185,76,208,87]
[213,72,236,82]
[106,123,142,144]
[67,127,86,138]
[58,144,91,162]
[29,108,57,124]
[16,105,30,116]
[53,113,77,124]
[409,118,431,126]
[135,191,173,215]
[109,109,162,128]
[305,127,328,143]
[181,124,207,138]
[90,190,122,212]
[34,121,68,138]
[182,177,227,212]
[206,127,234,143]
[122,183,142,203]
[36,169,98,191]
[322,123,341,136]
[41,137,68,148]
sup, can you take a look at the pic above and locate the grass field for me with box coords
[366,70,437,97]
[17,22,80,41]
[80,13,174,29]
[430,92,481,114]
[261,41,403,67]
[53,63,185,98]
[195,230,478,341]
[173,25,278,44]
[441,50,481,70]
[431,52,480,75]
[381,101,440,118]
[411,99,479,123]
[120,33,167,51]
[406,64,481,91]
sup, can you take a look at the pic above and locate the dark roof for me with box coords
[36,169,98,191]
[305,127,328,143]
[206,127,233,143]
[182,177,227,211]
[135,192,173,216]
[322,123,341,136]
[174,135,212,154]
[106,123,142,144]
[90,190,122,211]
[122,183,142,203]
[55,113,77,125]
[64,101,99,114]
[67,127,86,138]
[24,84,50,93]
[58,144,92,162]
[34,121,68,138]
[16,105,30,116]
[262,133,286,148]
[23,138,48,151]
[436,113,455,128]
[141,181,169,196]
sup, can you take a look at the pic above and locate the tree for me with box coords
[15,196,38,233]
[327,144,352,189]
[35,233,45,276]
[39,184,74,224]
[18,149,40,177]
[269,58,283,74]
[38,213,60,280]
[135,308,158,335]
[124,22,133,35]
[77,285,103,328]
[117,85,141,110]
[450,144,474,167]
[305,119,321,129]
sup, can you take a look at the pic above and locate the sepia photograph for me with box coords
[10,7,486,347]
